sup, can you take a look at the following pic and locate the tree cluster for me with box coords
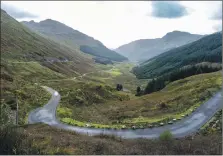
[143,63,222,95]
[116,84,123,91]
[133,32,222,79]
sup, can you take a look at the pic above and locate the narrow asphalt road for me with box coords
[28,86,223,139]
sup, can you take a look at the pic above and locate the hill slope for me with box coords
[115,31,203,61]
[21,19,128,62]
[133,32,222,79]
[1,8,96,98]
[1,9,97,125]
[1,9,95,74]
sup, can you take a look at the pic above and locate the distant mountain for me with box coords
[21,19,127,62]
[1,9,94,75]
[133,32,222,79]
[115,31,204,61]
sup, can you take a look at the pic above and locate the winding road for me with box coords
[28,86,223,139]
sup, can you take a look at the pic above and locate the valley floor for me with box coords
[1,60,222,155]
[2,61,222,129]
[54,69,222,129]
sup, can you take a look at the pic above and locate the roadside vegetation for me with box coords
[1,78,51,125]
[44,80,130,128]
[199,109,222,135]
[54,71,222,128]
[0,124,222,155]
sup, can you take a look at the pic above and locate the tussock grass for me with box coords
[57,71,222,127]
[0,124,221,155]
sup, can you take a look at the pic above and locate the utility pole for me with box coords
[14,76,19,125]
[15,95,18,125]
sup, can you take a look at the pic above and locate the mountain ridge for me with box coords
[21,19,128,62]
[133,32,222,79]
[1,9,95,76]
[115,30,204,62]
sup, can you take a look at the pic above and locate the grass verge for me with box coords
[0,124,222,155]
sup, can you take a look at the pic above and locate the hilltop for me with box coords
[115,31,203,61]
[133,32,222,79]
[21,19,128,62]
[1,9,98,76]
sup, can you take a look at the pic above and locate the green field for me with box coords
[51,63,222,128]
[1,59,222,129]
[82,63,149,91]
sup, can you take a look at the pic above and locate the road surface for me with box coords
[28,86,222,139]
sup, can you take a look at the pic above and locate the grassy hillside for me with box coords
[0,9,96,125]
[1,9,95,77]
[82,63,149,91]
[54,71,221,128]
[21,19,128,62]
[1,11,92,64]
[142,62,222,95]
[1,124,222,155]
[0,8,96,89]
[133,32,222,79]
[115,31,203,61]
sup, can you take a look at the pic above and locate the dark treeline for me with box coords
[80,45,127,62]
[133,32,222,79]
[143,62,222,95]
[94,57,113,65]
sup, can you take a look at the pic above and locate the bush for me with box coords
[135,86,144,96]
[159,102,167,109]
[116,84,123,91]
[96,85,102,90]
[0,127,41,154]
[159,130,173,141]
[57,107,72,118]
[0,100,13,126]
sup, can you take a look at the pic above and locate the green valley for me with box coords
[54,71,222,128]
[1,2,222,155]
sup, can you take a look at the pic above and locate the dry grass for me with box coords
[57,71,222,126]
[0,124,222,155]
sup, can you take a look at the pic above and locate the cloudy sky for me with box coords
[1,1,222,48]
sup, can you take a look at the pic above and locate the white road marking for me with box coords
[54,91,58,96]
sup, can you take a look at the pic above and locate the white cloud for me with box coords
[1,2,38,18]
[150,1,188,19]
[213,22,222,31]
[1,1,222,48]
